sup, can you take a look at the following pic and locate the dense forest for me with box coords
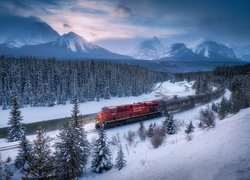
[174,63,250,113]
[0,56,167,109]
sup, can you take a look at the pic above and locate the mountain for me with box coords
[195,41,237,60]
[0,32,132,60]
[232,45,250,61]
[131,37,164,60]
[161,43,197,59]
[0,15,60,47]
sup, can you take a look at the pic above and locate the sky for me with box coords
[0,0,250,54]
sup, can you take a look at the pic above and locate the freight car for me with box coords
[96,88,225,128]
[96,101,162,128]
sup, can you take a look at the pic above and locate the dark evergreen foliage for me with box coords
[163,114,176,135]
[91,125,112,173]
[185,121,195,134]
[0,57,165,108]
[7,96,25,142]
[71,96,80,127]
[115,145,126,170]
[15,135,32,171]
[3,165,13,180]
[24,126,53,179]
[54,120,90,179]
[218,96,231,120]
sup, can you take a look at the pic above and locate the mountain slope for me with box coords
[195,41,237,60]
[0,14,60,47]
[0,32,132,60]
[131,37,164,60]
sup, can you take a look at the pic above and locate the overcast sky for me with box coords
[0,0,250,53]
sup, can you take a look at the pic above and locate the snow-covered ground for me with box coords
[2,88,250,180]
[0,81,195,127]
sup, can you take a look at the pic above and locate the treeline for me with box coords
[174,63,250,113]
[0,56,167,108]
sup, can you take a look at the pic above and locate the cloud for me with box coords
[114,4,132,18]
[1,0,250,46]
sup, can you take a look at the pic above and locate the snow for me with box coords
[0,81,195,127]
[81,107,250,180]
[1,86,249,180]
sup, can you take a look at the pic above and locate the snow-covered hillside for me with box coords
[1,88,249,180]
[86,107,250,180]
[0,81,195,127]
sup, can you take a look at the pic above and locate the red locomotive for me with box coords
[96,101,162,128]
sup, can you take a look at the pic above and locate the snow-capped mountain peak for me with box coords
[162,43,195,58]
[195,41,237,59]
[131,37,164,60]
[54,32,97,52]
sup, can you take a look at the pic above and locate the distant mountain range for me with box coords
[0,32,131,59]
[131,39,246,62]
[0,14,249,63]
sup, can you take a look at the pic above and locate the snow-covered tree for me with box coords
[8,96,25,142]
[3,164,13,180]
[218,96,230,120]
[15,134,32,171]
[185,121,195,134]
[115,145,126,170]
[24,126,53,179]
[54,120,90,179]
[91,125,112,173]
[71,96,80,127]
[163,114,176,135]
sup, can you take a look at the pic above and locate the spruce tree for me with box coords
[15,134,32,171]
[54,120,90,179]
[8,96,25,142]
[163,114,176,135]
[185,121,195,134]
[24,126,53,179]
[3,165,13,180]
[72,96,80,127]
[218,96,230,120]
[115,145,126,170]
[91,125,112,173]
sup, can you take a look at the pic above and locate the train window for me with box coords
[101,109,110,113]
[110,109,117,113]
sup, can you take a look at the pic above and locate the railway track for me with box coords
[0,88,225,152]
[0,127,98,152]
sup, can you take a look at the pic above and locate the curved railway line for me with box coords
[0,88,225,152]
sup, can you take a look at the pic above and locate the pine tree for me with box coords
[163,114,176,135]
[91,125,112,173]
[185,121,195,134]
[3,165,13,180]
[54,120,90,179]
[115,145,126,170]
[8,96,25,142]
[72,96,80,127]
[24,126,53,179]
[218,96,230,120]
[15,134,32,171]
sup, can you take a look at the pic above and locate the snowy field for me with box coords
[0,81,195,127]
[2,88,250,180]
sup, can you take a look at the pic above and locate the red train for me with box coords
[96,101,162,128]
